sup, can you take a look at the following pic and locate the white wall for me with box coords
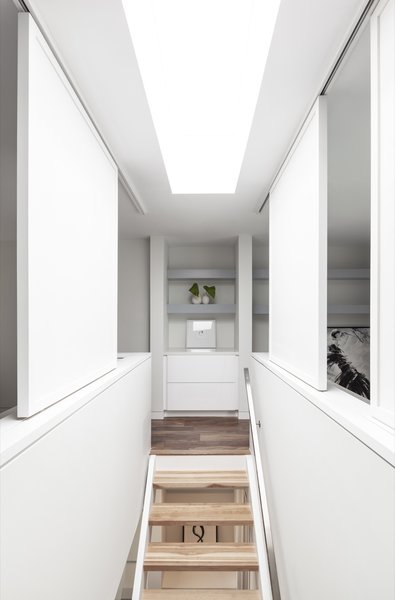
[0,356,151,600]
[0,0,18,411]
[251,357,395,600]
[150,236,167,414]
[253,238,269,353]
[237,235,252,414]
[118,237,150,352]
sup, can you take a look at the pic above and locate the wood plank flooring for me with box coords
[151,417,250,455]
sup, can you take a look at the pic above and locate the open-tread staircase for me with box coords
[134,461,266,599]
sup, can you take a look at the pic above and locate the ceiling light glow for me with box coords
[122,0,281,194]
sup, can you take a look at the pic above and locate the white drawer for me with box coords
[167,382,238,411]
[167,355,238,383]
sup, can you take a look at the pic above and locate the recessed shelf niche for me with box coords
[166,243,237,352]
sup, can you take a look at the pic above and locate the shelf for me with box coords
[165,348,238,355]
[252,269,370,280]
[253,304,269,315]
[167,304,236,314]
[328,304,370,314]
[252,305,369,315]
[168,269,235,280]
[328,269,370,280]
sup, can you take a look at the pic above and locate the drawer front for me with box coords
[167,382,238,411]
[167,355,238,383]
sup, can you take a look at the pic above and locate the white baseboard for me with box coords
[151,411,164,420]
[238,411,250,420]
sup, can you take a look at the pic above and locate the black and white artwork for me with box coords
[327,328,370,400]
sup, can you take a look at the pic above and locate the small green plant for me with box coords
[188,282,200,297]
[203,285,216,300]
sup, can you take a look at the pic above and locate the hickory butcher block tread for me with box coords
[143,543,259,571]
[142,590,260,599]
[149,503,253,526]
[153,470,249,489]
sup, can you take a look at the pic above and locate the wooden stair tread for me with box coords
[142,590,260,599]
[153,470,249,489]
[149,503,253,525]
[144,543,258,571]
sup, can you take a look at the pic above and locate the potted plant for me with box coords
[188,282,201,304]
[202,285,216,304]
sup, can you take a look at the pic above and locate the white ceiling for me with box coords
[25,0,369,242]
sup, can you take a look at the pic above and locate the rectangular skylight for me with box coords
[122,0,281,194]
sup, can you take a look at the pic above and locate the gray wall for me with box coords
[0,0,18,411]
[118,238,150,352]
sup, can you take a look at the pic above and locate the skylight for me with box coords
[121,0,281,194]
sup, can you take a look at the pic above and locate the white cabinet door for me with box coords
[167,382,238,410]
[166,355,238,410]
[167,355,238,382]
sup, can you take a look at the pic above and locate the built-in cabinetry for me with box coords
[150,237,252,415]
[253,267,370,318]
[165,354,238,410]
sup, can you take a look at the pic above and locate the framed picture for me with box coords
[182,525,218,543]
[327,327,370,401]
[186,319,216,349]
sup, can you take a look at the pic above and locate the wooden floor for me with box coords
[151,417,250,455]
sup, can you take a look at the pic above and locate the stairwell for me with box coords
[133,456,272,599]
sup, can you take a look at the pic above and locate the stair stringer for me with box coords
[246,455,274,600]
[133,455,156,600]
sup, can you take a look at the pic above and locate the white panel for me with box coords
[237,234,253,413]
[118,238,150,352]
[269,97,327,390]
[251,358,395,600]
[167,382,238,410]
[17,15,118,417]
[0,358,151,600]
[150,237,167,413]
[167,355,238,382]
[370,0,395,428]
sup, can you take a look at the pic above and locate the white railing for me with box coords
[244,367,281,600]
[132,455,156,600]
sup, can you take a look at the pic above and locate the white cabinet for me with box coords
[166,354,238,411]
